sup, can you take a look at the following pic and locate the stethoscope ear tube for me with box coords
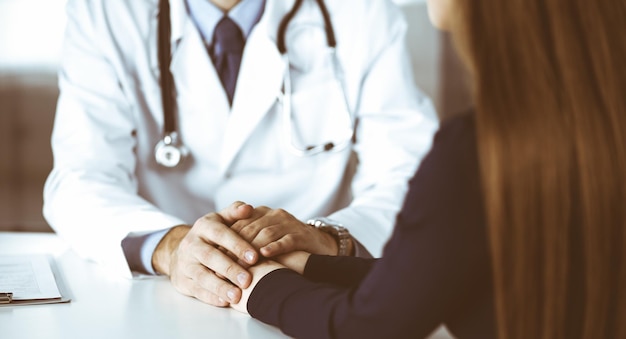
[314,0,336,48]
[277,0,303,54]
[277,0,336,55]
[158,0,175,136]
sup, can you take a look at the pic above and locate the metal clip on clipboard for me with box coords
[0,292,13,304]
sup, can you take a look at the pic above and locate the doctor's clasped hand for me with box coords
[151,202,259,306]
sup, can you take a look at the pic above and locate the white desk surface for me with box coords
[0,232,288,339]
[0,232,454,339]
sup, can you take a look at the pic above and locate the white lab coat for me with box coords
[44,0,438,278]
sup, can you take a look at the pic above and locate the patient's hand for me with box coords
[230,260,285,315]
[273,251,311,274]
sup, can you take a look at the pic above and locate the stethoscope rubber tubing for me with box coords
[277,0,336,54]
[158,0,176,135]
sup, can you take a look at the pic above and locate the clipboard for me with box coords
[0,254,71,306]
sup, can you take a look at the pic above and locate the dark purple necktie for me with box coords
[211,16,244,106]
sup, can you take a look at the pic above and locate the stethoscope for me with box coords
[155,0,354,168]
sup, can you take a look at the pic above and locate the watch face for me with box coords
[307,218,352,256]
[155,143,182,167]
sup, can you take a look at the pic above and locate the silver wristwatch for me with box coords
[306,217,353,256]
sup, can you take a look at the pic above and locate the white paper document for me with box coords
[0,255,64,303]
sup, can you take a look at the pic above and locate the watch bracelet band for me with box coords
[306,218,353,256]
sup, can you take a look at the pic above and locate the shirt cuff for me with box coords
[121,228,170,275]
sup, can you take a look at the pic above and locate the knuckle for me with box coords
[217,284,233,299]
[257,206,270,213]
[204,222,218,238]
[189,264,208,279]
[196,271,222,295]
[282,234,296,246]
[178,261,196,276]
[224,262,238,277]
[197,245,215,262]
[191,217,203,227]
[267,241,283,253]
[237,227,252,240]
[230,220,244,232]
[267,209,280,218]
[231,243,248,258]
[178,236,193,250]
[193,215,210,228]
[259,226,277,239]
[204,224,226,243]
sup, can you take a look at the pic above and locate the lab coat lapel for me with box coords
[149,0,231,117]
[169,0,187,44]
[169,14,231,124]
[219,0,290,175]
[148,0,189,89]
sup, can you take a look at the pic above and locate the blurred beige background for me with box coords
[0,0,471,233]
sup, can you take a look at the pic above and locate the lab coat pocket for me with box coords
[288,79,353,152]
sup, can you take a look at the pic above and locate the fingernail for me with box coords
[237,272,248,286]
[227,289,236,301]
[245,250,255,263]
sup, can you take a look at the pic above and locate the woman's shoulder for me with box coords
[421,110,478,176]
[434,110,476,148]
[402,109,480,204]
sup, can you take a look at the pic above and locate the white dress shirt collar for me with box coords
[185,0,266,45]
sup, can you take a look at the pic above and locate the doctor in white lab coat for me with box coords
[44,0,437,306]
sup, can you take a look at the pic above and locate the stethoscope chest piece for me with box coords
[154,132,189,168]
